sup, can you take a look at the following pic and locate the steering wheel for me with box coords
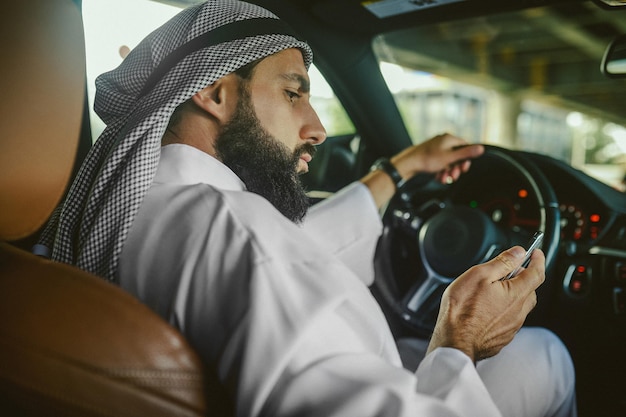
[373,146,560,338]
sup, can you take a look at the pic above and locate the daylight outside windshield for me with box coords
[373,1,626,191]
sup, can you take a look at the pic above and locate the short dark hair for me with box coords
[234,57,263,81]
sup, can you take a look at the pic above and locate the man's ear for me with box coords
[191,74,239,123]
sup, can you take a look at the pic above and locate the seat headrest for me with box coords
[0,0,85,241]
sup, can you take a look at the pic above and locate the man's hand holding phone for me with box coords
[427,234,546,362]
[502,231,544,280]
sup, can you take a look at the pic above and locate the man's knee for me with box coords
[516,327,573,375]
[476,327,577,417]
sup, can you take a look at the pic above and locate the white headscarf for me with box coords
[38,0,313,281]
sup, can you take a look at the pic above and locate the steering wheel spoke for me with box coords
[397,272,449,333]
[402,269,450,309]
[389,198,446,235]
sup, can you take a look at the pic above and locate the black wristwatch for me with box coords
[370,157,404,189]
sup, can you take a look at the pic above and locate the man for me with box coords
[39,1,576,416]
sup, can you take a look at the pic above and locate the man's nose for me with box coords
[301,105,327,145]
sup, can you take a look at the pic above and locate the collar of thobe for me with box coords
[155,143,246,191]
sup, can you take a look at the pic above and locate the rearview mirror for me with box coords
[601,35,626,78]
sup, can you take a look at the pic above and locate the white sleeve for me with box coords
[415,348,503,415]
[303,182,382,286]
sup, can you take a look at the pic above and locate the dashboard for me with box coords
[431,150,626,331]
[447,152,612,247]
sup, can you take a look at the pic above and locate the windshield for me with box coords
[373,1,626,190]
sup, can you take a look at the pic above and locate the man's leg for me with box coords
[396,327,577,417]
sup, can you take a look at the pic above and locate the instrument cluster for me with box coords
[558,202,604,243]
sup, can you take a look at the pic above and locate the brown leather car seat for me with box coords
[0,1,227,415]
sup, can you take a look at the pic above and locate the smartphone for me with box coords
[503,231,544,280]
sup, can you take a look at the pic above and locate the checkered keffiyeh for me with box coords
[37,0,313,281]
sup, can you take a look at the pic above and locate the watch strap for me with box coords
[371,157,404,188]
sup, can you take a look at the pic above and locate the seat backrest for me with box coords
[0,0,83,240]
[0,1,222,415]
[0,244,211,416]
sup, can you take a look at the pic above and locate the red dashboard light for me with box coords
[576,265,586,274]
[518,189,528,198]
[590,214,600,223]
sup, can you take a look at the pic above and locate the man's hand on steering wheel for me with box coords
[362,133,485,209]
[390,133,485,186]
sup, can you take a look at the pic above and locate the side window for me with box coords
[308,65,355,137]
[82,0,182,141]
[305,66,359,195]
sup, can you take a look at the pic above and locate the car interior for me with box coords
[2,0,626,416]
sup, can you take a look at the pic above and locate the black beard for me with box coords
[214,88,315,224]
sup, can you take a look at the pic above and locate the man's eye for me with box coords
[286,90,300,101]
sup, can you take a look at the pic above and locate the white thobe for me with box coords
[119,143,505,417]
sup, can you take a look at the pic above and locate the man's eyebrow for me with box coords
[280,73,310,93]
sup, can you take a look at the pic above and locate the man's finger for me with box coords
[487,246,526,279]
[451,143,484,162]
[521,290,538,316]
[509,249,546,292]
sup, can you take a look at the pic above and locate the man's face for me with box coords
[214,49,326,223]
[239,48,326,174]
